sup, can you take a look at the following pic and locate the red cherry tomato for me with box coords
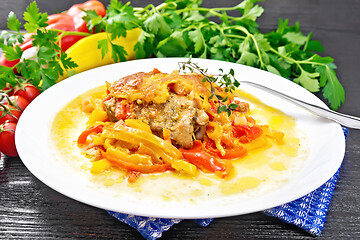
[2,86,14,96]
[5,96,29,111]
[0,104,22,125]
[0,121,18,157]
[14,84,40,103]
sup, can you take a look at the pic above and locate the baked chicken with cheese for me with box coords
[103,69,228,149]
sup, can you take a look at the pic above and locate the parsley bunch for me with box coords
[1,0,345,110]
[0,2,80,91]
[85,0,344,110]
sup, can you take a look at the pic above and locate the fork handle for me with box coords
[240,81,360,129]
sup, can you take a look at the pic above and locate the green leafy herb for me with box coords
[83,0,141,62]
[179,57,240,116]
[0,2,80,91]
[0,0,346,110]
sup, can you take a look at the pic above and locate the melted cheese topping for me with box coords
[108,70,217,109]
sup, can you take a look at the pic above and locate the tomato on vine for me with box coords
[0,104,21,125]
[4,95,29,111]
[0,121,18,157]
[14,84,40,103]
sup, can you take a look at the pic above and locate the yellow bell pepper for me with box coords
[58,28,141,81]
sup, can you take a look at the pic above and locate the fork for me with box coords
[240,81,360,129]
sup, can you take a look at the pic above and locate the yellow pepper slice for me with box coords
[124,119,152,133]
[87,108,108,126]
[106,146,153,165]
[167,158,198,176]
[101,124,198,175]
[90,159,112,175]
[101,125,182,160]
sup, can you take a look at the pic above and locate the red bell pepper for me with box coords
[67,0,107,33]
[0,0,106,68]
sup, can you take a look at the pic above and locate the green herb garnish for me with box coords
[179,57,240,116]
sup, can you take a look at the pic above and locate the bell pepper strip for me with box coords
[166,158,198,176]
[106,147,153,165]
[86,108,108,126]
[77,124,104,145]
[90,158,112,175]
[180,141,234,178]
[103,150,172,173]
[232,124,263,143]
[100,124,197,175]
[125,119,152,133]
[203,138,247,159]
[101,124,183,161]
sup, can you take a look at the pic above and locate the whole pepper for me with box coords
[0,0,106,68]
[66,0,107,33]
[58,28,141,81]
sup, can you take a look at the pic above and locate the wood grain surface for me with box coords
[1,0,360,239]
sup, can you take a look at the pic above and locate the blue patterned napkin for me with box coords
[108,128,348,239]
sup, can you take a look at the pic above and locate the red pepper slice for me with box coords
[115,100,134,120]
[180,141,233,178]
[77,124,104,144]
[203,138,247,159]
[233,125,263,143]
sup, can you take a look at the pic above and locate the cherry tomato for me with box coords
[0,104,22,125]
[0,121,18,157]
[14,84,40,103]
[2,84,15,96]
[5,96,29,111]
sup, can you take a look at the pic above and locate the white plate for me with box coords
[15,58,345,219]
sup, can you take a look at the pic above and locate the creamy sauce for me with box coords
[50,86,308,204]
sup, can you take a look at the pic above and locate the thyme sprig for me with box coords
[179,58,240,116]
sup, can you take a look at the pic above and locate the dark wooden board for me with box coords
[1,1,360,239]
